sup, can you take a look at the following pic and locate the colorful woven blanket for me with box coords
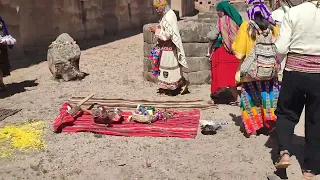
[53,103,200,139]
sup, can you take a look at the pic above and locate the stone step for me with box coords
[143,21,215,44]
[198,12,218,19]
[230,2,247,12]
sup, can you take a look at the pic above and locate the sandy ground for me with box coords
[0,33,313,180]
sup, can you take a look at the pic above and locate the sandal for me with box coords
[302,171,315,180]
[244,131,257,138]
[275,152,291,169]
[180,80,190,95]
[267,174,282,180]
[157,88,166,94]
[229,101,240,106]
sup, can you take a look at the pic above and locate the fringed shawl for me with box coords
[218,16,239,52]
[160,10,188,68]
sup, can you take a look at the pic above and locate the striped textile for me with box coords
[53,103,200,139]
[240,79,280,134]
[286,53,320,73]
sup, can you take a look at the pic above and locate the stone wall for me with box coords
[0,0,159,61]
[142,19,216,85]
[171,0,195,17]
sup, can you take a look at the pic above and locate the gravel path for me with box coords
[0,34,308,180]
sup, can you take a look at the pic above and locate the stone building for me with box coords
[0,0,161,60]
[0,0,194,63]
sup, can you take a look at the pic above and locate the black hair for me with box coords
[248,12,274,40]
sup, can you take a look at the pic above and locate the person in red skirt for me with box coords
[208,1,243,105]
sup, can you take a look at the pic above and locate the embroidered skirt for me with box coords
[158,48,183,90]
[210,46,239,93]
[240,79,280,134]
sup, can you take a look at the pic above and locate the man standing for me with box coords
[274,0,320,179]
[148,0,189,96]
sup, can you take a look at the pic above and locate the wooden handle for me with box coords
[76,93,95,106]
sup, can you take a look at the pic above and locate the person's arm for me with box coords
[207,24,220,41]
[232,22,248,60]
[275,12,292,60]
[154,26,172,41]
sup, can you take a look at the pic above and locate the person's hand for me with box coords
[148,26,156,32]
[148,25,161,32]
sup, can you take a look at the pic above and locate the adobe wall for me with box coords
[171,0,195,17]
[0,0,159,60]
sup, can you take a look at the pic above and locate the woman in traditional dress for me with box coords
[273,1,320,178]
[232,0,279,137]
[148,0,189,96]
[209,1,243,105]
[0,16,16,92]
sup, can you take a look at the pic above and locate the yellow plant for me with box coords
[0,121,46,158]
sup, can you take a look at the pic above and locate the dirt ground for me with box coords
[0,33,313,180]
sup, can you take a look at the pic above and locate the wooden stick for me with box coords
[69,102,216,109]
[75,93,95,106]
[70,97,205,104]
[69,98,213,106]
[69,100,211,106]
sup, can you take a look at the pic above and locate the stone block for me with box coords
[198,12,218,19]
[171,0,195,17]
[143,23,158,44]
[144,43,156,57]
[195,19,216,23]
[179,21,215,43]
[230,2,247,12]
[183,43,209,57]
[182,57,210,72]
[184,57,201,72]
[143,71,158,83]
[143,57,153,72]
[143,21,214,43]
[200,57,211,71]
[184,70,211,85]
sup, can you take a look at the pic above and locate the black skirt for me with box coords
[0,45,10,77]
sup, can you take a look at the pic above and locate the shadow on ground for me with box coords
[211,89,239,105]
[9,28,143,72]
[229,113,307,179]
[0,80,38,99]
[265,132,305,179]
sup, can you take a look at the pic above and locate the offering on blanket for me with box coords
[92,105,124,125]
[130,105,160,124]
[130,105,174,124]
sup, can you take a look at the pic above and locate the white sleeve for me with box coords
[275,12,292,55]
[155,28,171,41]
